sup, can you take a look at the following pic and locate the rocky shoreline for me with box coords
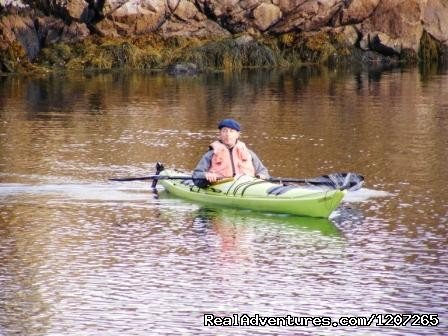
[1,0,447,74]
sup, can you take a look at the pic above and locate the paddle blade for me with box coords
[152,162,165,188]
[109,176,156,181]
[319,172,364,191]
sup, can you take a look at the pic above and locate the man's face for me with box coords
[219,127,240,147]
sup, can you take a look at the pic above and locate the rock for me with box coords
[35,16,66,45]
[359,31,400,54]
[172,0,200,21]
[360,0,423,52]
[276,0,307,13]
[60,22,90,43]
[160,0,231,37]
[0,11,89,65]
[370,31,402,55]
[199,0,239,17]
[252,3,282,32]
[159,15,230,38]
[422,0,448,46]
[94,18,120,37]
[104,0,168,35]
[0,0,28,9]
[0,14,39,59]
[0,40,29,73]
[166,62,200,75]
[361,50,400,67]
[2,0,448,66]
[65,0,90,21]
[338,0,380,25]
[271,0,343,33]
[332,25,360,46]
[167,0,180,12]
[30,0,91,22]
[196,0,248,34]
[359,33,370,51]
[239,0,262,11]
[343,25,360,46]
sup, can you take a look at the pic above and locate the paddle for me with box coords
[109,175,201,182]
[109,172,364,191]
[276,172,365,191]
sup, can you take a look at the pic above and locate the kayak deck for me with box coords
[158,169,345,218]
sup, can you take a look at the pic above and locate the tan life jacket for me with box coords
[209,140,256,177]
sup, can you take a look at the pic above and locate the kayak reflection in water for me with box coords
[192,118,270,187]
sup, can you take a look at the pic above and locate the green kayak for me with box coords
[158,169,345,218]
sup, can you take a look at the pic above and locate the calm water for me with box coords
[0,67,447,335]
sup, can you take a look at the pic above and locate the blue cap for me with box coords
[218,118,241,131]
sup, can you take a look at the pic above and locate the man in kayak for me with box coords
[192,118,269,187]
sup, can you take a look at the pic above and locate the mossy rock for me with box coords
[171,37,280,71]
[278,32,295,48]
[34,37,165,70]
[26,31,448,73]
[0,41,34,73]
[38,43,73,67]
[419,30,442,65]
[287,32,336,64]
[400,48,418,64]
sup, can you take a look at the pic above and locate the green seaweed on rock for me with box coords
[17,29,448,74]
[419,30,442,64]
[0,40,33,73]
[171,37,280,70]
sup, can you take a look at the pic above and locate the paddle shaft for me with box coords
[109,175,346,184]
[110,175,196,182]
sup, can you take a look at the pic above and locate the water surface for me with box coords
[0,67,447,335]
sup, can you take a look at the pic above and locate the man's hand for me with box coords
[205,172,221,183]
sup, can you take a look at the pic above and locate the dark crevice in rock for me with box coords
[85,0,105,24]
[196,0,217,22]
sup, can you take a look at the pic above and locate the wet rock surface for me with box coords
[1,0,447,72]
